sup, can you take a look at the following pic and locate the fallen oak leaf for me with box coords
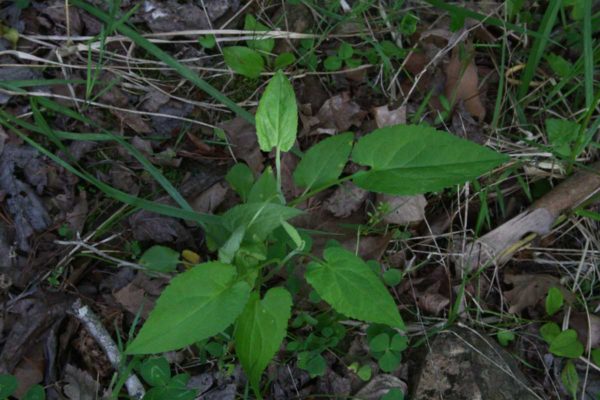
[503,273,573,314]
[445,45,486,122]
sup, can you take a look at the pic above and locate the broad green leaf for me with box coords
[298,351,326,377]
[381,388,405,400]
[369,333,390,353]
[198,35,216,49]
[244,15,275,53]
[306,247,404,329]
[280,219,304,250]
[351,124,508,195]
[235,287,292,391]
[248,167,280,203]
[226,163,254,202]
[592,348,600,366]
[126,262,250,354]
[561,361,579,398]
[357,364,372,381]
[378,350,402,372]
[255,70,298,152]
[546,53,572,78]
[338,42,353,60]
[140,357,171,386]
[390,334,408,352]
[293,132,353,191]
[382,269,402,287]
[139,245,180,273]
[549,329,584,358]
[497,330,516,347]
[545,118,578,157]
[274,52,296,70]
[22,385,45,400]
[540,322,561,344]
[324,56,342,71]
[218,226,246,264]
[545,286,564,316]
[221,202,303,243]
[0,375,17,399]
[223,46,264,79]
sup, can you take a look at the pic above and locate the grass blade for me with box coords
[517,0,561,101]
[582,0,594,110]
[71,0,255,124]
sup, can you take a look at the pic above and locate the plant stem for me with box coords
[276,147,285,203]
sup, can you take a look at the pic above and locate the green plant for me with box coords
[367,325,408,372]
[0,374,45,400]
[137,357,196,400]
[121,70,506,397]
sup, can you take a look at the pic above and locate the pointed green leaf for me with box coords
[248,167,280,203]
[274,52,296,70]
[139,245,180,273]
[223,46,264,79]
[126,262,250,354]
[226,163,254,202]
[561,361,579,398]
[549,329,584,358]
[351,124,508,195]
[244,14,275,53]
[306,247,404,329]
[545,286,564,316]
[255,70,298,152]
[293,132,353,191]
[140,357,171,386]
[222,202,303,242]
[235,287,292,392]
[540,322,561,344]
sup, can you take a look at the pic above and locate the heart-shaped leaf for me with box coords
[549,329,584,358]
[306,247,404,329]
[126,262,250,354]
[235,287,292,392]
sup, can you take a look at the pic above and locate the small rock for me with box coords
[412,327,539,399]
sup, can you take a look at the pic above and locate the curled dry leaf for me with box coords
[219,117,264,175]
[303,93,366,136]
[568,312,600,350]
[355,374,407,400]
[324,181,369,218]
[190,182,228,214]
[416,281,450,316]
[63,364,101,400]
[445,46,486,122]
[376,194,427,225]
[372,105,406,128]
[503,273,573,314]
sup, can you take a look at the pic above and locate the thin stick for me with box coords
[70,299,145,399]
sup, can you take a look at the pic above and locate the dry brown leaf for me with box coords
[377,194,427,225]
[63,364,101,400]
[307,93,366,136]
[66,190,88,234]
[190,182,227,214]
[114,282,153,319]
[568,312,600,350]
[12,343,44,398]
[445,46,486,122]
[372,105,406,128]
[219,117,264,175]
[503,273,573,314]
[324,182,369,218]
